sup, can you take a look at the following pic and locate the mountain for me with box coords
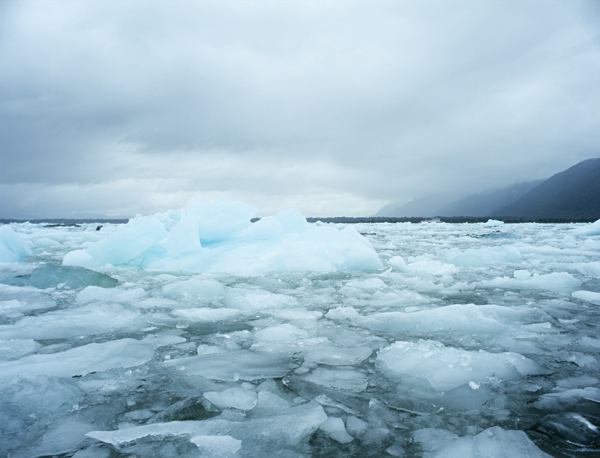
[492,158,600,219]
[375,193,463,218]
[376,181,541,218]
[436,180,543,217]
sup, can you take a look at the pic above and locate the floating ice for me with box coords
[0,303,141,340]
[87,401,327,449]
[302,367,368,392]
[2,216,599,457]
[0,226,32,263]
[532,387,600,412]
[203,387,258,411]
[163,350,291,381]
[574,219,600,236]
[319,416,354,444]
[189,435,242,457]
[62,200,382,274]
[0,334,185,381]
[377,340,545,391]
[0,338,42,360]
[529,412,600,447]
[482,272,581,291]
[572,290,600,305]
[445,245,522,267]
[413,426,552,457]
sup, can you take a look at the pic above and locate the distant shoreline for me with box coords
[1,216,597,226]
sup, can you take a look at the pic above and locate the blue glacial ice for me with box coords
[63,200,383,274]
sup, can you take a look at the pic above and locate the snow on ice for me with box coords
[0,205,599,457]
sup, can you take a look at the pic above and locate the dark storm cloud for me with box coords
[0,0,598,217]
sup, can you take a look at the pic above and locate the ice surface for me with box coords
[572,290,600,305]
[203,387,258,411]
[0,334,185,381]
[62,200,383,274]
[319,416,354,443]
[377,340,545,391]
[413,426,552,457]
[2,218,600,456]
[0,226,32,263]
[163,350,291,381]
[574,219,600,235]
[87,401,327,449]
[189,435,242,457]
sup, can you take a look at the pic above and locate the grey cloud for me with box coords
[0,0,598,217]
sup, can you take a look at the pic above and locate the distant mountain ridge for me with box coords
[492,158,600,219]
[377,158,600,219]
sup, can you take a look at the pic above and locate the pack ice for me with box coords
[1,211,599,457]
[63,200,383,273]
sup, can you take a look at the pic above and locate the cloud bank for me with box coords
[1,0,598,218]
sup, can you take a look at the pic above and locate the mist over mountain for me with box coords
[376,181,542,218]
[492,158,600,219]
[375,193,463,218]
[377,158,600,220]
[436,180,543,217]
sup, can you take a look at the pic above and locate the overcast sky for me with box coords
[1,0,598,218]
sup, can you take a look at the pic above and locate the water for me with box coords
[1,221,599,457]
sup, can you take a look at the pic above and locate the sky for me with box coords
[1,0,599,219]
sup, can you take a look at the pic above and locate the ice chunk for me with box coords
[352,304,522,336]
[163,350,291,381]
[529,412,600,447]
[204,387,258,411]
[377,340,545,391]
[26,420,95,457]
[532,387,600,412]
[446,245,522,267]
[172,308,243,322]
[514,269,532,280]
[166,215,201,256]
[63,200,382,274]
[482,272,581,291]
[302,367,368,392]
[0,264,118,289]
[0,303,141,340]
[483,219,504,226]
[388,255,407,270]
[574,219,600,236]
[148,397,220,423]
[186,199,257,244]
[0,338,42,360]
[345,278,386,290]
[254,324,309,342]
[413,426,552,457]
[76,285,146,303]
[190,435,242,457]
[572,290,600,305]
[304,346,372,366]
[87,401,327,448]
[161,278,226,301]
[250,390,292,417]
[575,261,600,278]
[84,216,168,265]
[0,226,32,262]
[406,258,457,276]
[346,415,369,436]
[0,334,185,381]
[319,416,354,444]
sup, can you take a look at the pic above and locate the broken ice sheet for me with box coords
[87,401,327,450]
[0,334,185,381]
[163,350,291,381]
